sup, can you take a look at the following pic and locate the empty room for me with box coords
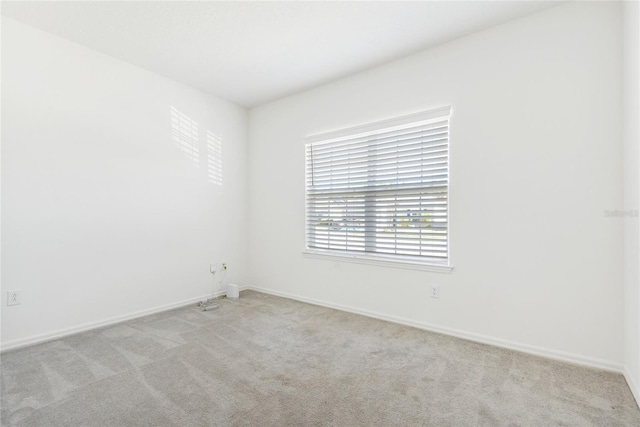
[2,0,640,425]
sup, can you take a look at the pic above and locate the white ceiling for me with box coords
[1,1,563,108]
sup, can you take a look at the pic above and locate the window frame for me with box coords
[303,106,453,273]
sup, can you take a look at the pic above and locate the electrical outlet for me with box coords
[210,264,217,274]
[7,290,21,306]
[430,285,440,299]
[222,262,228,270]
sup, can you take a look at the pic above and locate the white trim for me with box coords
[248,285,623,373]
[303,250,453,273]
[624,369,640,408]
[447,108,454,269]
[305,106,452,144]
[0,288,246,353]
[1,284,625,377]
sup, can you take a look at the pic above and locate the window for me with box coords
[305,106,451,269]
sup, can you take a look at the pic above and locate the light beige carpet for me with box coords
[1,290,639,426]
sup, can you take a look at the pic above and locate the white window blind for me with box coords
[305,107,450,266]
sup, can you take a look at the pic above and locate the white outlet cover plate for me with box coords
[430,285,440,298]
[7,290,21,306]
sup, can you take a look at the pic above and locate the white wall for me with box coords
[248,2,624,369]
[1,18,249,349]
[623,0,640,402]
[1,1,633,378]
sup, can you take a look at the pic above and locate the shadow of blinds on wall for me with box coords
[305,106,451,266]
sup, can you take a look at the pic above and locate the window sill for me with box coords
[302,250,453,273]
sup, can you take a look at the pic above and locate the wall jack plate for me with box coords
[210,264,217,274]
[7,290,21,306]
[430,285,440,299]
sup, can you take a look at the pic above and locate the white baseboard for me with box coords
[247,285,624,374]
[0,284,625,378]
[0,290,227,352]
[2,283,637,408]
[624,369,640,408]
